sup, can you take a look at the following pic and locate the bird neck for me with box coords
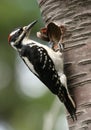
[14,41,23,50]
[14,37,28,50]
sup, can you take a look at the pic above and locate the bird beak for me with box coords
[14,20,37,44]
[24,20,37,33]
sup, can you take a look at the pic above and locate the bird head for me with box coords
[8,20,37,49]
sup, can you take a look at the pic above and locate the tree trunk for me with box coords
[37,0,91,130]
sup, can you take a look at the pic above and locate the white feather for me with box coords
[22,56,39,76]
[22,38,64,74]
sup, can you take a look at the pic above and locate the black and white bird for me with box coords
[8,20,76,120]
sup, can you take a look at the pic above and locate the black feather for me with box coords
[19,43,77,120]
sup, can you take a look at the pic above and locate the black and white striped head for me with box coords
[8,20,37,49]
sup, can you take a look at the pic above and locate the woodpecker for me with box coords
[8,20,76,120]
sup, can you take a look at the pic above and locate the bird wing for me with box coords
[19,44,61,94]
[19,44,77,120]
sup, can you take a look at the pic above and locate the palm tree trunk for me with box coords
[37,0,91,130]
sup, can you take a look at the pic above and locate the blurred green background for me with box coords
[0,0,67,130]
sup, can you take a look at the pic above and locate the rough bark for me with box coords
[37,0,91,130]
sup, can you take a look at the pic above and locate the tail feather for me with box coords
[64,94,77,121]
[58,86,77,121]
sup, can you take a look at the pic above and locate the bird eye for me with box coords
[8,27,23,43]
[19,27,23,33]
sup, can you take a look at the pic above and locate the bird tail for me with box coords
[58,86,77,121]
